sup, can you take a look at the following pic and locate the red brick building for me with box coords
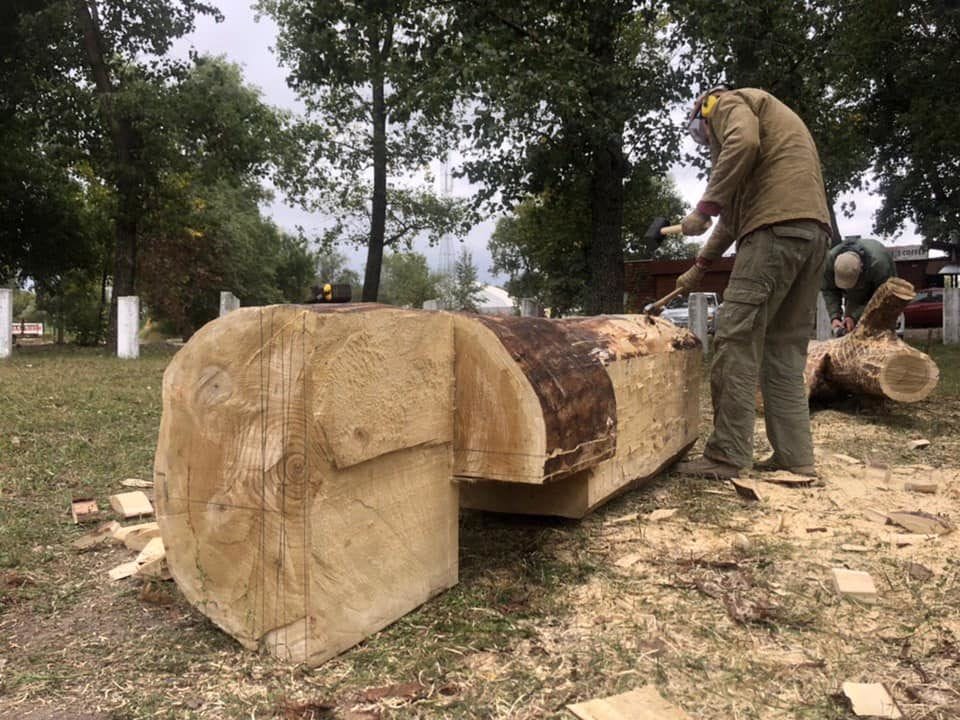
[625,246,950,312]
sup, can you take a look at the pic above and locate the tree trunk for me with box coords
[361,20,391,302]
[805,278,939,402]
[154,305,701,666]
[585,136,626,315]
[75,0,141,350]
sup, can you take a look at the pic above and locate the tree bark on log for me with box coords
[805,278,939,402]
[154,305,700,666]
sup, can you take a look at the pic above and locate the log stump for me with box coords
[805,278,939,402]
[154,305,701,665]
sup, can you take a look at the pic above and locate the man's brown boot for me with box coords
[673,456,740,480]
[754,454,817,478]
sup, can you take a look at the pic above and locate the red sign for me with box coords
[12,322,43,337]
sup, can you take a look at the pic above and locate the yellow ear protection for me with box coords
[701,93,719,118]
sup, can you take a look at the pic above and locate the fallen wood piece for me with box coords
[730,478,762,501]
[647,508,678,522]
[831,568,878,603]
[905,562,933,582]
[109,491,153,519]
[887,511,953,535]
[840,544,871,553]
[108,561,140,581]
[805,279,939,403]
[614,553,643,569]
[135,536,165,565]
[831,453,862,465]
[71,497,100,524]
[136,556,172,580]
[908,439,930,450]
[567,685,692,720]
[606,513,639,526]
[72,521,121,550]
[756,471,814,487]
[121,478,154,488]
[122,522,160,551]
[886,533,936,547]
[841,681,902,718]
[112,522,159,543]
[904,480,937,494]
[863,507,890,525]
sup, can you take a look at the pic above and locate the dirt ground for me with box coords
[2,346,960,719]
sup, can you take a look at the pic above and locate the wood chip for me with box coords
[121,478,154,488]
[841,681,902,718]
[614,553,643,569]
[113,522,159,543]
[136,556,172,581]
[122,523,160,551]
[831,453,862,465]
[905,562,933,582]
[647,508,678,522]
[135,536,165,565]
[863,507,890,525]
[605,512,639,526]
[903,481,937,494]
[757,471,814,486]
[567,685,692,720]
[71,497,101,524]
[886,533,936,547]
[831,568,878,603]
[840,544,871,553]
[908,439,930,450]
[887,511,953,535]
[108,561,140,581]
[109,491,154,519]
[72,521,121,550]
[730,478,762,501]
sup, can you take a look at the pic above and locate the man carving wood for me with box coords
[822,236,897,335]
[672,87,832,479]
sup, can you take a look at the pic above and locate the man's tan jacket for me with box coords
[698,88,831,259]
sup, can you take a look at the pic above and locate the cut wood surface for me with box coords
[109,491,154,519]
[154,304,700,665]
[806,279,939,402]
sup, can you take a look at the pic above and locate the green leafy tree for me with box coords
[667,0,873,241]
[453,1,684,314]
[490,173,688,315]
[378,251,441,308]
[261,0,470,300]
[440,249,484,313]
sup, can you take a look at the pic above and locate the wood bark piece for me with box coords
[806,279,939,402]
[154,305,700,666]
[887,511,953,535]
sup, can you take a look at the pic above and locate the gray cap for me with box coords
[834,251,862,289]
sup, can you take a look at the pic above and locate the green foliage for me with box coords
[35,270,106,345]
[440,249,484,313]
[490,174,688,315]
[261,0,469,299]
[378,251,441,308]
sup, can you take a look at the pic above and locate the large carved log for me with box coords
[154,305,700,666]
[805,278,939,402]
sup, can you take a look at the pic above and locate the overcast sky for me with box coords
[174,1,921,285]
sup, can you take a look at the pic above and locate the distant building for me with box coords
[625,239,951,311]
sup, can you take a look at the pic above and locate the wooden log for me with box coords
[154,305,701,665]
[805,279,939,402]
[155,305,458,667]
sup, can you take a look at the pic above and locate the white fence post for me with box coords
[945,287,960,346]
[0,289,12,359]
[815,293,832,340]
[117,295,140,359]
[219,291,240,317]
[520,298,542,317]
[688,292,709,356]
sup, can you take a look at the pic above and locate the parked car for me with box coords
[902,287,943,328]
[661,292,720,332]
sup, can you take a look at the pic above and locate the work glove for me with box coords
[681,209,712,236]
[676,262,705,292]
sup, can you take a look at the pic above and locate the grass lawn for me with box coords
[1,341,959,719]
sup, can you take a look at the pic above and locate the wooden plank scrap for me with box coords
[614,553,643,569]
[122,522,160,551]
[730,478,762,501]
[647,508,678,523]
[840,544,871,553]
[887,511,953,536]
[862,507,890,525]
[71,497,101,524]
[903,480,937,494]
[112,522,158,543]
[72,520,121,550]
[135,536,165,566]
[757,471,814,487]
[121,478,154,488]
[136,556,172,581]
[841,682,902,718]
[831,568,878,604]
[108,561,140,581]
[567,685,692,720]
[109,491,154,519]
[908,439,930,450]
[605,513,639,526]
